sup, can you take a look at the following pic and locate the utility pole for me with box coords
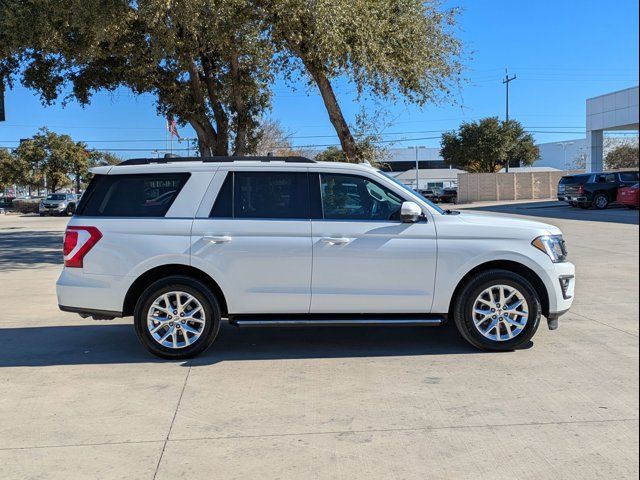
[503,69,517,173]
[415,146,419,192]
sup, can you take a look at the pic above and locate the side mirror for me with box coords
[400,201,423,223]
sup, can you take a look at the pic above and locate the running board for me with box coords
[230,315,445,327]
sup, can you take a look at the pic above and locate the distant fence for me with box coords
[457,170,583,204]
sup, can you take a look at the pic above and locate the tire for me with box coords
[134,275,221,360]
[593,193,609,210]
[568,202,577,208]
[452,269,541,351]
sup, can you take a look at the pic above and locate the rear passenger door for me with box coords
[191,168,313,315]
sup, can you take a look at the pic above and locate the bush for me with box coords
[12,199,41,214]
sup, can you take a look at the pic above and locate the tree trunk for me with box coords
[200,56,230,156]
[229,47,248,156]
[188,114,218,157]
[306,65,358,162]
[188,61,227,156]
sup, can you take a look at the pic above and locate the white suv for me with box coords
[57,157,575,359]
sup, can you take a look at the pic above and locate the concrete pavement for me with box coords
[0,206,638,479]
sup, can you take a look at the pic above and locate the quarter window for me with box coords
[76,173,189,217]
[320,173,404,221]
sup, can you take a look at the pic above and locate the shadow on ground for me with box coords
[0,321,502,368]
[0,230,63,270]
[466,201,639,225]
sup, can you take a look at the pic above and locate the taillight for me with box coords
[63,226,102,268]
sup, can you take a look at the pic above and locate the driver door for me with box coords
[310,171,437,314]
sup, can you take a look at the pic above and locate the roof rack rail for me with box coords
[118,156,316,166]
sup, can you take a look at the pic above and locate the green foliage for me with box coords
[314,146,344,163]
[2,0,464,162]
[605,144,639,170]
[12,128,94,192]
[441,117,539,173]
[263,0,463,161]
[0,148,28,189]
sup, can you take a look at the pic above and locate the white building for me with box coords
[382,146,447,172]
[586,86,639,172]
[395,168,464,190]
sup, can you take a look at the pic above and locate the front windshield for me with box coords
[378,170,446,214]
[46,194,67,201]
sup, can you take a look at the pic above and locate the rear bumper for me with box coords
[557,195,587,203]
[56,268,131,316]
[58,305,121,320]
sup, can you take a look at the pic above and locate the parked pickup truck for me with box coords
[558,171,639,209]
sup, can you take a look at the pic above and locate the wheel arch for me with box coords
[123,264,228,317]
[448,260,550,318]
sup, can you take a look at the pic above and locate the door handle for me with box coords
[321,237,350,245]
[203,235,232,244]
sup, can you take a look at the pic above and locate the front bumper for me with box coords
[39,203,67,214]
[543,261,575,328]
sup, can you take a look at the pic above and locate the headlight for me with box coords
[532,235,568,263]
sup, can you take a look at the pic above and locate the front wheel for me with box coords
[134,276,221,359]
[452,270,541,351]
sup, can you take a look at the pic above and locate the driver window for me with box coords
[320,173,404,221]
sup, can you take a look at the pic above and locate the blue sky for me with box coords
[1,0,638,158]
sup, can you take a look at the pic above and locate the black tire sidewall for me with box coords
[134,276,221,360]
[453,270,541,351]
[593,193,608,209]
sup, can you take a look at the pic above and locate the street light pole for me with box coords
[556,141,575,170]
[503,69,517,173]
[415,146,419,191]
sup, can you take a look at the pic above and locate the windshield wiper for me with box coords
[444,209,461,215]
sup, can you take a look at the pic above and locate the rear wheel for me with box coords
[593,193,609,210]
[134,276,221,360]
[452,269,541,351]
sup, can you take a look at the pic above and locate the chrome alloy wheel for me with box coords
[472,285,529,342]
[147,291,206,349]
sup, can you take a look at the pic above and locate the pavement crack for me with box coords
[571,311,639,337]
[152,360,192,480]
[166,417,640,443]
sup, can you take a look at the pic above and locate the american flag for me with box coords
[166,116,181,140]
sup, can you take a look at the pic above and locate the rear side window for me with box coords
[559,175,590,185]
[76,173,190,217]
[620,172,639,183]
[210,171,310,219]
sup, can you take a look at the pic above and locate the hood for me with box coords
[455,211,561,236]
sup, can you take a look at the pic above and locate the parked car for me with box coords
[439,187,458,204]
[557,171,639,209]
[418,189,440,203]
[617,183,639,209]
[0,196,15,209]
[57,156,575,359]
[39,193,78,216]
